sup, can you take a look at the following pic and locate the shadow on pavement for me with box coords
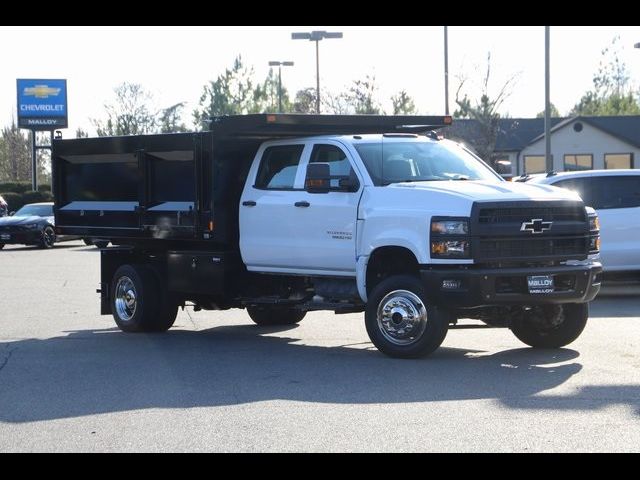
[0,324,636,422]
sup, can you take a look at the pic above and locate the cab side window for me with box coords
[255,145,305,190]
[309,144,359,191]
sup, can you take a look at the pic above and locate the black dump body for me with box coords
[53,114,450,250]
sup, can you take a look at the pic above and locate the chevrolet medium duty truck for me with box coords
[52,115,602,358]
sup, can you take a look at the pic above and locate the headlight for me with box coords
[431,217,471,258]
[588,213,600,253]
[25,223,39,229]
[431,219,469,235]
[431,240,470,257]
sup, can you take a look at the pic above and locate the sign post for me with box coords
[16,79,68,191]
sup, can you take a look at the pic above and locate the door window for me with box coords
[553,178,593,206]
[590,176,640,209]
[255,145,305,190]
[309,144,358,190]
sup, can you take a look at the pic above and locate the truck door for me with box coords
[240,143,310,271]
[288,142,362,274]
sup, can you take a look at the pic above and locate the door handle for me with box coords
[242,200,257,207]
[294,201,310,208]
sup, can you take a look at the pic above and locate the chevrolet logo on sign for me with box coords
[23,85,61,98]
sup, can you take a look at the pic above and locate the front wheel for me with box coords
[510,303,588,348]
[365,275,449,358]
[0,243,4,250]
[39,226,55,249]
[111,264,177,333]
[247,306,306,326]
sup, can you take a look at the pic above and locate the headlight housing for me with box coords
[430,217,471,258]
[588,212,600,253]
[25,223,40,230]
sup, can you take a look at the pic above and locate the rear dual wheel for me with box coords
[111,264,177,333]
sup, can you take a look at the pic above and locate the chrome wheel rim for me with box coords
[377,289,427,346]
[115,276,137,321]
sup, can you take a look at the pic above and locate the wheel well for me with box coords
[366,246,419,295]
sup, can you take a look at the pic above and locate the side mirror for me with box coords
[305,163,331,194]
[9,211,15,217]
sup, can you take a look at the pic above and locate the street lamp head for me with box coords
[268,61,295,67]
[292,32,311,40]
[635,42,640,49]
[292,31,343,42]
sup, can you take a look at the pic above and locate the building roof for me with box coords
[445,117,565,152]
[528,115,640,148]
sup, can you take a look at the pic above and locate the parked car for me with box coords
[0,195,7,217]
[0,202,75,249]
[524,169,640,274]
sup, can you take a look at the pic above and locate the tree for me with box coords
[391,90,417,115]
[159,102,188,133]
[193,55,262,128]
[0,119,31,182]
[293,88,318,114]
[257,68,292,113]
[536,103,560,118]
[92,82,157,136]
[571,36,640,116]
[322,91,352,114]
[75,128,89,138]
[453,52,518,164]
[347,75,383,114]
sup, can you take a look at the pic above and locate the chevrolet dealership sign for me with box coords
[17,79,68,129]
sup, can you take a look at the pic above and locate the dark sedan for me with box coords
[0,202,61,249]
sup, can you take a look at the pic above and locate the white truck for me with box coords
[52,115,602,358]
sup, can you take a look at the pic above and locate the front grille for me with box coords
[472,201,590,263]
[479,206,585,224]
[0,226,30,234]
[477,237,588,261]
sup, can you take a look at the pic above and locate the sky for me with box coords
[2,26,640,135]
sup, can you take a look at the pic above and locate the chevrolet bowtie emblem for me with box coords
[23,85,61,98]
[521,218,552,234]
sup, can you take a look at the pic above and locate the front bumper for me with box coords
[0,229,42,245]
[420,262,602,307]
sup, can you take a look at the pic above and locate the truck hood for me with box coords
[389,180,581,202]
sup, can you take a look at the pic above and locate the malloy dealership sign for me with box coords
[17,79,68,129]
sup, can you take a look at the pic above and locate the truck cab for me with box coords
[52,115,602,358]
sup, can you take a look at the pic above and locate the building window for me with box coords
[564,154,593,171]
[604,153,633,169]
[524,155,546,174]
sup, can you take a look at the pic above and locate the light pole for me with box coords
[291,30,343,113]
[268,61,294,113]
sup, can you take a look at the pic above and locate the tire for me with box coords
[83,238,93,246]
[94,240,109,249]
[510,303,588,349]
[247,306,306,326]
[0,244,4,250]
[111,264,178,333]
[39,226,55,249]
[365,275,449,358]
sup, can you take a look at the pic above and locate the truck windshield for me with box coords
[354,139,501,186]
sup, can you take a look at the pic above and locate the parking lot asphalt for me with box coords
[1,241,639,452]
